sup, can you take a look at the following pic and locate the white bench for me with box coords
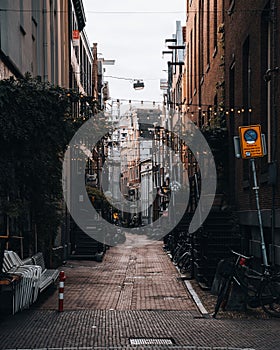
[2,251,59,314]
[31,252,59,292]
[2,251,42,314]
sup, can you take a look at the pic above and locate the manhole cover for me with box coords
[129,338,174,345]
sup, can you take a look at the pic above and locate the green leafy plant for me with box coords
[0,74,87,260]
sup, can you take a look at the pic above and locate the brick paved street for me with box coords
[38,234,199,312]
[0,233,280,349]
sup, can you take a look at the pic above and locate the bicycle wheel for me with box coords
[212,277,232,318]
[177,251,190,269]
[259,277,280,317]
[177,251,193,277]
[172,246,184,264]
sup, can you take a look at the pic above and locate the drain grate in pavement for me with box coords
[3,346,256,349]
[129,338,174,345]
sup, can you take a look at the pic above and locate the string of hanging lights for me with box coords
[184,106,253,117]
[107,98,254,116]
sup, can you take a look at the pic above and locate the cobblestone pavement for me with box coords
[0,233,280,350]
[38,234,199,312]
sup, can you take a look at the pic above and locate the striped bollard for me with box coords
[58,271,66,312]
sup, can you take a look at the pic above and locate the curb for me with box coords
[183,280,209,316]
[173,263,209,317]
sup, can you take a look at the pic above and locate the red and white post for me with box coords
[58,271,66,312]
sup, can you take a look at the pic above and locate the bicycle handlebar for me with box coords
[230,249,253,261]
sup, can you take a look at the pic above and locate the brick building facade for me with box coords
[173,0,280,283]
[224,0,280,265]
[183,0,225,126]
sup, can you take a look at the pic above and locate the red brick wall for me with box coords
[184,0,225,125]
[224,0,280,211]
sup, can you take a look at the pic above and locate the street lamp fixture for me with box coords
[133,80,145,90]
[104,76,145,90]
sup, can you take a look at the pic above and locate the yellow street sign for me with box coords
[239,124,264,159]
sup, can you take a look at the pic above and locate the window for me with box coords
[242,37,251,126]
[190,31,193,101]
[194,14,197,93]
[229,62,235,134]
[199,0,204,83]
[207,0,210,67]
[229,62,237,195]
[261,4,272,169]
[241,38,251,182]
[187,43,190,103]
[213,0,218,54]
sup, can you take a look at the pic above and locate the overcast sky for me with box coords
[82,0,186,106]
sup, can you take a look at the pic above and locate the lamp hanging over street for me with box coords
[133,80,145,90]
[104,76,145,90]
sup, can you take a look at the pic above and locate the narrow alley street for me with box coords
[1,1,280,349]
[0,233,280,350]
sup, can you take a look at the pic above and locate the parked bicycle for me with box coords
[171,234,194,278]
[212,250,280,318]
